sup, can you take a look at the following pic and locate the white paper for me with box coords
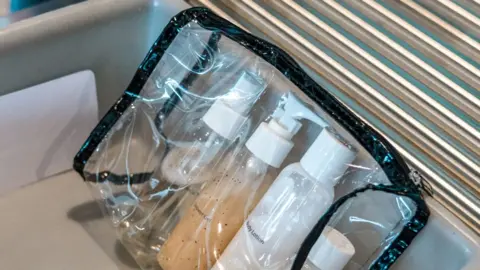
[0,70,98,195]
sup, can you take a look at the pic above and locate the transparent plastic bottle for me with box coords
[157,147,278,270]
[157,93,328,270]
[150,71,266,238]
[213,129,357,270]
[119,71,265,269]
[161,71,266,188]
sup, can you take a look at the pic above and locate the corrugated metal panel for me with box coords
[188,0,480,234]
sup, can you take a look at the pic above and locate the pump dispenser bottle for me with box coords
[157,93,327,270]
[212,128,357,270]
[161,71,266,187]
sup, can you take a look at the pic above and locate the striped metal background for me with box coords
[188,0,480,234]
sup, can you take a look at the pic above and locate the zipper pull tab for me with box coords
[409,170,433,196]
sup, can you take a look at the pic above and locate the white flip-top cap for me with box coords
[309,227,355,270]
[300,128,356,186]
[202,72,265,140]
[246,93,327,168]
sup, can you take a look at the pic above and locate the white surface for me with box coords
[0,70,98,195]
[391,197,480,270]
[0,0,9,16]
[0,171,120,270]
[3,174,478,270]
[0,1,188,269]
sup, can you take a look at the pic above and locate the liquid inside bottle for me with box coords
[157,148,278,270]
[212,164,334,270]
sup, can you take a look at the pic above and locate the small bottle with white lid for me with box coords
[160,71,266,188]
[212,128,357,270]
[157,92,328,270]
[125,72,266,265]
[301,227,355,270]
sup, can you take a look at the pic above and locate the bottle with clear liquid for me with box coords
[157,93,328,270]
[151,71,266,231]
[213,129,357,270]
[161,71,266,188]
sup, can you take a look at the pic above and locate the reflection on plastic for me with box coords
[157,152,277,269]
[77,13,426,270]
[213,129,356,269]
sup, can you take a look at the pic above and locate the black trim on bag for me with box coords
[73,7,429,270]
[293,184,429,270]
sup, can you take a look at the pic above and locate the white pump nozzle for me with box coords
[246,92,327,168]
[271,93,328,138]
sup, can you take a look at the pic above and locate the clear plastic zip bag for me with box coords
[73,7,430,270]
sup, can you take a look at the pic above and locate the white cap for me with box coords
[308,227,355,270]
[245,120,294,168]
[300,128,356,186]
[202,72,265,140]
[246,93,327,168]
